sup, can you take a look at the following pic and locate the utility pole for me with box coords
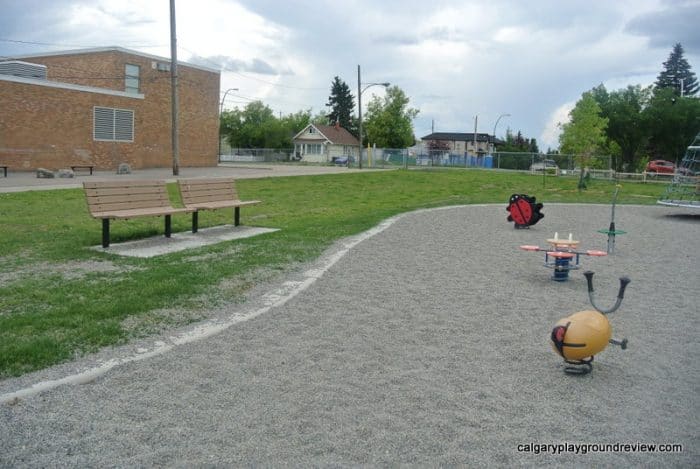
[170,0,179,175]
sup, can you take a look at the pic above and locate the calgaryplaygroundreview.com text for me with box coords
[517,442,684,455]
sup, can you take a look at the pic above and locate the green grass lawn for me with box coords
[0,169,664,378]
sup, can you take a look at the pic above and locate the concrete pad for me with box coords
[92,225,279,258]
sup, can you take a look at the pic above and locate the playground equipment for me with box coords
[520,233,607,281]
[551,271,630,375]
[658,132,700,209]
[506,194,544,229]
[597,185,626,254]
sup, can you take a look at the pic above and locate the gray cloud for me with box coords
[3,0,698,150]
[188,54,291,76]
[95,5,157,28]
[625,2,700,50]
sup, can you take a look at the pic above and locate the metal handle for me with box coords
[584,271,631,315]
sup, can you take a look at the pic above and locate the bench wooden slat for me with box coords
[91,207,190,219]
[191,200,260,210]
[83,180,171,189]
[87,200,178,213]
[84,185,166,197]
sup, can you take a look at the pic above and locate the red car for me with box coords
[646,159,676,174]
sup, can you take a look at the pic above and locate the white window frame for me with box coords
[93,106,134,142]
[125,63,140,94]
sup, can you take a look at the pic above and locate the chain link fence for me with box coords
[353,149,612,172]
[219,141,293,163]
[217,145,637,182]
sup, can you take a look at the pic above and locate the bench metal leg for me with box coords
[102,219,110,248]
[234,207,240,226]
[165,215,172,237]
[192,212,198,233]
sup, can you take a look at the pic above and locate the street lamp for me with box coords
[218,87,239,159]
[357,64,389,169]
[492,113,511,151]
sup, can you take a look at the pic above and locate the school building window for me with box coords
[94,107,134,142]
[125,63,140,94]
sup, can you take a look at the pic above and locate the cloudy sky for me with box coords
[2,0,699,149]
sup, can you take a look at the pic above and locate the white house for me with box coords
[292,123,360,163]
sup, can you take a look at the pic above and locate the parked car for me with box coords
[530,159,559,172]
[333,156,354,166]
[645,159,675,174]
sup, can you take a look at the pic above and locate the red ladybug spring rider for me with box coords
[550,271,630,375]
[506,194,544,229]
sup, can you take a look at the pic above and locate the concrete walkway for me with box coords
[0,163,387,193]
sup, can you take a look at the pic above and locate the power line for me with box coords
[1,41,328,110]
[2,38,330,91]
[0,38,167,48]
[179,44,327,91]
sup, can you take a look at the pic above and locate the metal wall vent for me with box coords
[0,60,48,79]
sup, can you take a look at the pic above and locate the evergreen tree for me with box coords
[499,128,538,152]
[325,76,356,133]
[528,138,539,153]
[655,43,699,97]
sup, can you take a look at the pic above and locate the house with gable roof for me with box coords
[292,123,360,163]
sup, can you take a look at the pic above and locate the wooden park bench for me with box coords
[83,180,192,248]
[178,178,261,232]
[71,165,94,175]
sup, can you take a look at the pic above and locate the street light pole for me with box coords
[357,64,389,169]
[358,65,362,169]
[218,87,239,160]
[492,113,511,151]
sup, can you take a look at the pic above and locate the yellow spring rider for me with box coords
[551,271,630,375]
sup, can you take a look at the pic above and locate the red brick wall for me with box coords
[0,49,220,170]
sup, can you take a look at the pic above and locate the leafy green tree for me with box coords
[363,86,419,148]
[325,76,357,134]
[221,101,286,148]
[280,109,312,136]
[311,111,329,126]
[559,91,608,189]
[655,43,698,97]
[591,84,652,171]
[644,87,700,162]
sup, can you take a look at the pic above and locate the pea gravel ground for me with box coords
[1,204,698,467]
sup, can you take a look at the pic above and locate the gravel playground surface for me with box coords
[1,204,698,467]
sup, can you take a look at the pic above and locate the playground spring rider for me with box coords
[520,233,607,282]
[506,194,544,229]
[551,271,630,375]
